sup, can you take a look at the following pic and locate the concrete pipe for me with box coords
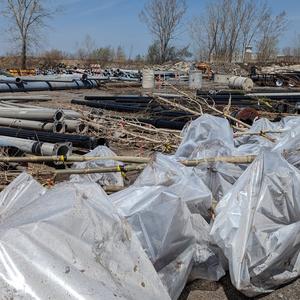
[0,117,65,133]
[53,122,66,133]
[228,76,254,91]
[63,110,82,119]
[0,108,64,122]
[0,135,72,156]
[65,120,88,134]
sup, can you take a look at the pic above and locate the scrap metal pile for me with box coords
[1,82,300,299]
[250,65,300,87]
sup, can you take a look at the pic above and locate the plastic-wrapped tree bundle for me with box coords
[175,114,234,159]
[112,185,196,299]
[272,123,300,169]
[211,151,300,297]
[195,161,245,202]
[0,174,170,300]
[234,118,279,155]
[71,145,124,187]
[134,153,212,217]
[111,154,225,299]
[280,115,300,129]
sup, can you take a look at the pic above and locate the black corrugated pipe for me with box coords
[71,99,148,113]
[88,100,153,108]
[84,95,154,103]
[138,118,186,130]
[0,127,106,149]
[152,110,194,118]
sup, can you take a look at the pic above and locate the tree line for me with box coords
[0,0,298,69]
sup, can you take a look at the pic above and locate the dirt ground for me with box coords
[179,275,300,300]
[2,83,300,300]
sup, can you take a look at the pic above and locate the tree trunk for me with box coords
[21,39,27,69]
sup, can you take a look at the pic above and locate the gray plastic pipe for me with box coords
[0,108,64,122]
[0,118,65,133]
[0,103,80,119]
[0,135,72,156]
[0,79,99,93]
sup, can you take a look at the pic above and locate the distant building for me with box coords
[244,46,253,63]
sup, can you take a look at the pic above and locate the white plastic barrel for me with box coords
[228,76,254,91]
[142,69,155,89]
[189,71,202,89]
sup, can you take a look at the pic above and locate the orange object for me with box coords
[195,62,212,79]
[8,69,36,76]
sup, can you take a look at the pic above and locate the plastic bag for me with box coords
[195,161,245,202]
[71,145,124,187]
[211,151,300,297]
[134,153,212,217]
[176,114,234,159]
[111,154,225,299]
[0,174,170,300]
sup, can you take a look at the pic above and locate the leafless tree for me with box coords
[292,34,300,58]
[76,34,97,66]
[1,0,58,69]
[256,11,287,62]
[140,0,187,63]
[190,0,286,63]
[190,3,221,62]
[115,46,126,64]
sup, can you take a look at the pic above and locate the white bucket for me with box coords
[142,69,155,89]
[228,76,254,91]
[189,71,202,89]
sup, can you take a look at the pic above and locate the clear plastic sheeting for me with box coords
[175,114,234,159]
[134,153,212,217]
[234,118,279,155]
[0,174,170,300]
[111,186,196,300]
[235,117,300,156]
[0,172,46,221]
[211,151,300,297]
[195,161,245,203]
[70,145,124,187]
[272,123,300,169]
[189,214,227,282]
[280,116,300,129]
[110,154,225,299]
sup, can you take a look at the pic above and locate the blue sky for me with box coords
[0,0,299,56]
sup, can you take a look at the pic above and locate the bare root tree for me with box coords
[1,0,58,69]
[190,0,286,63]
[256,11,287,62]
[140,0,187,63]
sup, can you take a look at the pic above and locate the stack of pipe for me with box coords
[71,95,194,130]
[0,99,97,156]
[196,90,300,105]
[196,90,300,113]
[0,127,105,150]
[0,102,88,134]
[0,71,143,93]
[0,75,101,93]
